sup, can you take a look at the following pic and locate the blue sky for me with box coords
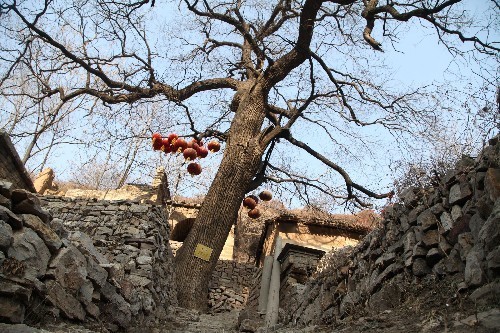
[2,0,498,211]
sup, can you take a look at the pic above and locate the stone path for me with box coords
[157,308,240,333]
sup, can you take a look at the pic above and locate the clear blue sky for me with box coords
[4,0,498,211]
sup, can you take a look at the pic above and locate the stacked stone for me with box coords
[39,195,177,327]
[241,135,500,331]
[208,260,260,312]
[208,286,246,312]
[0,186,176,332]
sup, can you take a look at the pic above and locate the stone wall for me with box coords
[0,185,177,332]
[239,136,500,332]
[280,137,500,329]
[208,260,260,313]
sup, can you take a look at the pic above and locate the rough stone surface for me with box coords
[33,168,55,195]
[8,228,50,280]
[0,205,23,230]
[0,296,25,324]
[45,280,86,321]
[21,214,61,254]
[0,219,13,250]
[484,168,500,201]
[48,244,88,292]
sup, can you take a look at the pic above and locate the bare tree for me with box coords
[1,0,498,310]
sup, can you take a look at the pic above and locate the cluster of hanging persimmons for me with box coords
[151,132,220,176]
[242,190,272,219]
[152,132,272,219]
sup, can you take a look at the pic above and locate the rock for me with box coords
[429,203,444,215]
[20,214,61,254]
[45,280,86,321]
[417,209,439,231]
[457,232,474,260]
[239,318,260,332]
[450,205,463,222]
[0,277,32,304]
[0,323,52,332]
[374,252,396,269]
[12,198,51,224]
[0,194,10,209]
[127,274,152,287]
[0,180,14,199]
[48,244,88,292]
[8,228,50,280]
[468,213,485,241]
[68,231,108,264]
[464,245,485,287]
[136,255,152,265]
[33,168,55,195]
[478,200,500,252]
[86,257,108,288]
[425,248,443,267]
[368,275,402,313]
[100,281,132,329]
[443,249,464,274]
[48,218,68,239]
[439,212,453,233]
[412,243,427,258]
[486,246,500,276]
[0,220,13,250]
[0,206,23,230]
[0,296,25,323]
[403,231,416,256]
[339,291,361,317]
[400,187,420,208]
[457,308,500,330]
[469,280,500,306]
[447,214,471,245]
[412,258,430,277]
[421,229,439,248]
[484,168,500,201]
[10,189,36,205]
[476,196,494,220]
[449,183,472,206]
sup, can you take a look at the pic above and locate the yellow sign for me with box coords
[194,243,212,261]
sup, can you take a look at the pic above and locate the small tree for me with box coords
[1,0,498,310]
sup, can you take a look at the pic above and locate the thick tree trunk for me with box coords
[174,82,267,310]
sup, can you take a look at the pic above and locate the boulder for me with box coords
[33,168,55,195]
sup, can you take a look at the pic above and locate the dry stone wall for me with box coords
[0,185,177,332]
[239,136,500,332]
[208,260,260,313]
[285,137,500,328]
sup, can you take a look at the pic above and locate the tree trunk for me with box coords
[174,82,267,310]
